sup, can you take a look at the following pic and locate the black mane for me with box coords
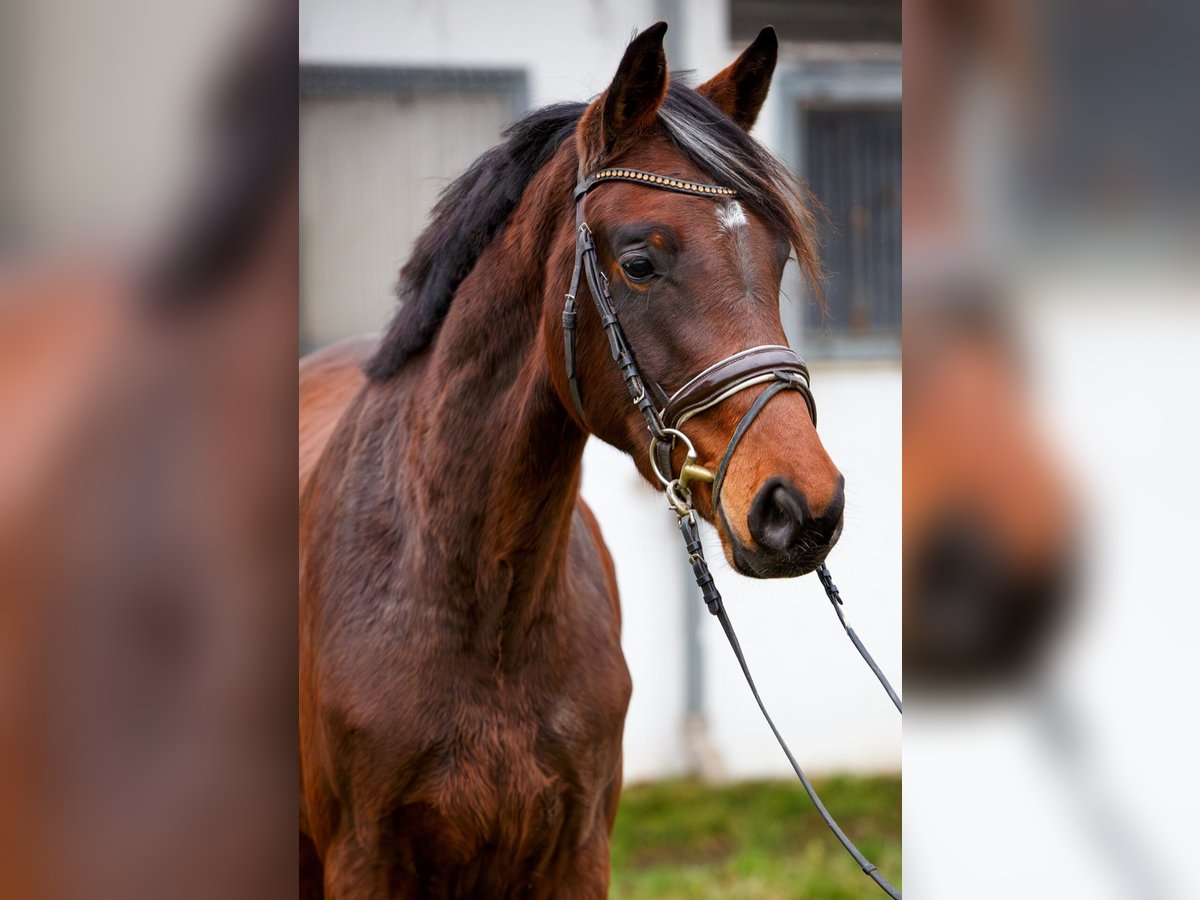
[366,82,819,380]
[364,102,585,380]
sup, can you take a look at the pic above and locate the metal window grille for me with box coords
[802,106,901,349]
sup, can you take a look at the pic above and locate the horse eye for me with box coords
[621,257,655,281]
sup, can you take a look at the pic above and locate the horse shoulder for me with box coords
[299,334,377,493]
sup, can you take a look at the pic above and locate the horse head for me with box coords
[547,23,844,578]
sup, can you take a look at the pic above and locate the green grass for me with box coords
[610,777,901,899]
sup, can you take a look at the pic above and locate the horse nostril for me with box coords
[748,478,808,552]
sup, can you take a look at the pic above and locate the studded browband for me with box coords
[576,167,738,199]
[562,166,815,498]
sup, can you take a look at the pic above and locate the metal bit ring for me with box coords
[648,427,697,487]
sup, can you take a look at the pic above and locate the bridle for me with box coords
[563,167,817,514]
[562,166,904,898]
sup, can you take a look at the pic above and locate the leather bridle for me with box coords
[562,166,904,899]
[563,166,817,515]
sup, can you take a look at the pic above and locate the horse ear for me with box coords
[698,26,778,131]
[578,22,669,171]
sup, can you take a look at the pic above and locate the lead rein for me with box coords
[817,563,903,714]
[674,507,903,899]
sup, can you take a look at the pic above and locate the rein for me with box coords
[563,166,903,898]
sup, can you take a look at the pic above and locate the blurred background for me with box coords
[904,0,1199,897]
[299,0,901,893]
[2,1,296,898]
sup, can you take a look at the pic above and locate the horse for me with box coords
[299,23,844,897]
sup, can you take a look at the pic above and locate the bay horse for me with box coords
[300,23,844,897]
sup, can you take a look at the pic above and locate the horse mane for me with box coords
[365,80,821,381]
[363,102,585,380]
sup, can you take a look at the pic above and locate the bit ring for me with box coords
[649,428,697,487]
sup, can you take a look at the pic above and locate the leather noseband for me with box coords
[662,344,815,430]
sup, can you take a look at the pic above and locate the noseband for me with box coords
[562,167,816,512]
[560,165,903,899]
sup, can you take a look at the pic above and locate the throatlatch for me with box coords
[563,165,903,899]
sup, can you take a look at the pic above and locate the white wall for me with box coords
[301,0,658,108]
[300,0,901,780]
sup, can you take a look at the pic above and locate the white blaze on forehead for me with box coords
[717,200,754,292]
[717,200,748,232]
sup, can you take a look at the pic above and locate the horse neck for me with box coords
[391,162,587,626]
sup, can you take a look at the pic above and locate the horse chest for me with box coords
[395,682,617,871]
[303,472,629,888]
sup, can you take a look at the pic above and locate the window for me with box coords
[731,0,901,44]
[299,67,527,352]
[802,106,901,353]
[775,58,901,358]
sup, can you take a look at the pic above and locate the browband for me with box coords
[575,167,738,201]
